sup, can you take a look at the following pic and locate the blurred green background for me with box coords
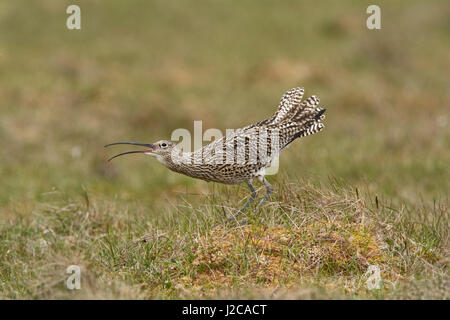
[0,0,448,214]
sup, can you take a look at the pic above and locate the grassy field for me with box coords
[0,0,448,299]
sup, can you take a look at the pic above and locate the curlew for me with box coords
[105,87,326,221]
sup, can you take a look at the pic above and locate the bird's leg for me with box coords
[257,178,273,207]
[226,182,257,223]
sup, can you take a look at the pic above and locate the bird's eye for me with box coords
[161,143,167,148]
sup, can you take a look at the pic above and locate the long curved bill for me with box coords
[104,142,155,161]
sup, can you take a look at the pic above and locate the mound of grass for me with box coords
[189,221,389,286]
[158,182,445,298]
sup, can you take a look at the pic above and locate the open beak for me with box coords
[104,142,155,161]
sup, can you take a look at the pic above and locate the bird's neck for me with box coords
[159,152,212,181]
[159,152,189,172]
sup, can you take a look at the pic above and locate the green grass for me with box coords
[0,0,448,299]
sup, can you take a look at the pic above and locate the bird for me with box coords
[105,87,326,221]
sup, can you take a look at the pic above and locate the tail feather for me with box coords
[244,88,327,143]
[283,119,325,148]
[280,91,326,148]
[270,87,305,124]
[314,108,326,120]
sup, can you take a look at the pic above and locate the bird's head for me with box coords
[105,140,178,163]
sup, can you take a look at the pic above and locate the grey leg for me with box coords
[226,182,257,222]
[257,178,273,207]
